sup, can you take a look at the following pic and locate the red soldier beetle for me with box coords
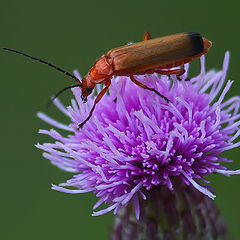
[3,32,212,128]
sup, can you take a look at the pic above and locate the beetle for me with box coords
[3,32,212,128]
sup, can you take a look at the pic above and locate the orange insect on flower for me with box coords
[3,32,212,128]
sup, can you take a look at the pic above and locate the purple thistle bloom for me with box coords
[37,52,240,219]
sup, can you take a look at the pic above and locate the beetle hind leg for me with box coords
[148,68,186,81]
[153,68,185,77]
[143,32,151,41]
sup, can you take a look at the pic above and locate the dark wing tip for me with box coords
[187,32,204,56]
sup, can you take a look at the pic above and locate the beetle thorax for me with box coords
[89,56,113,82]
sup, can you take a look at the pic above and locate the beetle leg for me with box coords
[130,76,170,103]
[143,32,151,41]
[151,68,185,77]
[78,80,111,129]
[148,68,185,81]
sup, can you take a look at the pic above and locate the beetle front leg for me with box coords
[129,76,171,103]
[78,80,111,129]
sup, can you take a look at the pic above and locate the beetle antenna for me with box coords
[2,47,82,86]
[46,84,81,108]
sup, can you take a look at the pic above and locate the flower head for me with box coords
[37,52,240,218]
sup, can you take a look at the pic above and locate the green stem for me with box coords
[111,182,228,240]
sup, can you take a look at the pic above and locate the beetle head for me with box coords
[81,74,95,103]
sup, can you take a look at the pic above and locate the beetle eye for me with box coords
[86,88,93,92]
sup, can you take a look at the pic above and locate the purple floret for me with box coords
[37,52,240,219]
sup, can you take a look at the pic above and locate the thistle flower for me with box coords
[37,52,240,221]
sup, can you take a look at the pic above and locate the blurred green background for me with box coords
[1,0,240,239]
